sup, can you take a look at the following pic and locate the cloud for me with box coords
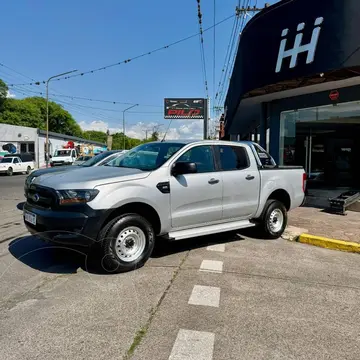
[6,90,16,98]
[78,119,215,140]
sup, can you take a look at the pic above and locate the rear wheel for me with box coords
[7,167,13,176]
[259,200,287,239]
[26,166,31,175]
[98,213,155,273]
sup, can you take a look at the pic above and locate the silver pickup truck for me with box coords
[23,140,306,273]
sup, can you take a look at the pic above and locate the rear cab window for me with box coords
[252,143,275,167]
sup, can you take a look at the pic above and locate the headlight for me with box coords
[55,189,99,205]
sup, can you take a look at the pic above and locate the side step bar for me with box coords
[167,220,255,241]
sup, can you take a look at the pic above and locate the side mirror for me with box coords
[171,161,197,176]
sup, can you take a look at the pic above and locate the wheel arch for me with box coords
[101,202,162,235]
[267,189,291,211]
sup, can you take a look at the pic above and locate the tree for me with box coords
[82,130,107,143]
[0,95,83,137]
[148,131,159,142]
[0,79,8,108]
[0,98,43,128]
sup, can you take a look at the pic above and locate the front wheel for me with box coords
[259,200,287,239]
[7,167,13,176]
[98,213,155,273]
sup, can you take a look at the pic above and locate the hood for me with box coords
[32,166,151,190]
[30,166,79,177]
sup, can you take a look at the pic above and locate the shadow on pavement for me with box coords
[152,231,245,258]
[8,235,89,274]
[8,227,270,274]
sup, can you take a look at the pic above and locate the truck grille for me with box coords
[27,185,57,209]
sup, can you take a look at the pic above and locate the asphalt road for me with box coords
[1,176,360,360]
[0,173,27,243]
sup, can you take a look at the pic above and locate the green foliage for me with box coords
[110,132,142,150]
[0,94,82,137]
[0,98,43,128]
[83,130,107,143]
[0,79,9,108]
[148,131,159,142]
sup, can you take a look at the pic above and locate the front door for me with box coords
[170,145,223,229]
[215,144,260,219]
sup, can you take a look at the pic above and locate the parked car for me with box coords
[24,150,126,196]
[23,140,305,273]
[0,153,35,176]
[73,155,93,166]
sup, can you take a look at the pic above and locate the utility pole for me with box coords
[122,104,138,149]
[203,98,209,140]
[45,69,77,168]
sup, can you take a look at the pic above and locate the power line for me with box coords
[52,99,163,114]
[0,62,36,82]
[196,0,209,99]
[7,13,236,87]
[214,10,239,105]
[10,85,163,108]
[216,0,262,107]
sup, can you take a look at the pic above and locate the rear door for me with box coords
[214,144,260,220]
[169,145,223,229]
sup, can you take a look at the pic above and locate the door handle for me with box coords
[245,175,255,180]
[208,178,219,185]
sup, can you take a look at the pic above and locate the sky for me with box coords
[1,0,276,140]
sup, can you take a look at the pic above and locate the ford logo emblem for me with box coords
[32,193,40,202]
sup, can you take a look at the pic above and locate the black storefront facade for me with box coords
[223,0,360,188]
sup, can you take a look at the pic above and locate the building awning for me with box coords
[224,0,360,134]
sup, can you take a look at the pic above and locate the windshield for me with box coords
[0,158,12,163]
[110,142,186,171]
[81,151,112,167]
[54,149,71,157]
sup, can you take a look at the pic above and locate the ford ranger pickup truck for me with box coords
[23,140,306,273]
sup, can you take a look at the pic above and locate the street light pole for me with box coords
[122,104,138,150]
[45,69,77,168]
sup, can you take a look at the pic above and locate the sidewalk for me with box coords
[288,206,360,243]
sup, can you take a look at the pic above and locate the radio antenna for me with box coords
[161,119,173,142]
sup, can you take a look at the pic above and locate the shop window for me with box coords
[20,143,27,153]
[279,111,297,165]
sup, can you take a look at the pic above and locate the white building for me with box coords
[0,124,107,168]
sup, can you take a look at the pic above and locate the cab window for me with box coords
[176,145,215,173]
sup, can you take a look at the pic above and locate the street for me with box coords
[0,173,28,243]
[1,176,360,360]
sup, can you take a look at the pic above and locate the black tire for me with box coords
[7,167,13,176]
[259,200,287,239]
[98,213,155,273]
[26,166,31,175]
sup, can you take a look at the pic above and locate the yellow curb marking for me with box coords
[298,234,360,253]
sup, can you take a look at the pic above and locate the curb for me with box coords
[297,234,360,253]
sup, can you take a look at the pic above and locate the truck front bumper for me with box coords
[23,202,107,247]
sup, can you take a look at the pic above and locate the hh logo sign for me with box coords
[275,17,324,73]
